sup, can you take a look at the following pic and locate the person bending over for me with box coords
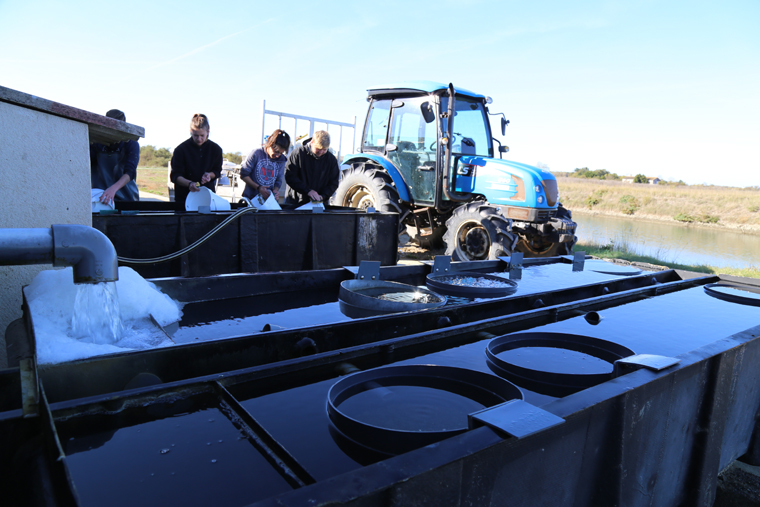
[284,130,339,207]
[241,129,291,202]
[90,109,140,204]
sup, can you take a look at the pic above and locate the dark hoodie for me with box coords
[284,141,340,206]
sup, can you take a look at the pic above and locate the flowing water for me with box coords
[71,281,123,345]
[574,212,760,269]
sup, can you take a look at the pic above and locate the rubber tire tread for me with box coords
[332,162,402,214]
[443,202,518,261]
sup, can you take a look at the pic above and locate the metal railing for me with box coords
[260,100,357,163]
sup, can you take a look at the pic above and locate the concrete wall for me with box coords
[0,100,91,338]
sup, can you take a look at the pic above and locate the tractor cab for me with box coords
[358,82,493,208]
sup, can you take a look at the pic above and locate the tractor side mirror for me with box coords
[421,101,435,124]
[501,117,509,136]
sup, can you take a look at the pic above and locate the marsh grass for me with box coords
[577,239,760,279]
[557,177,760,230]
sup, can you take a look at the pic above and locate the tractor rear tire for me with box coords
[443,202,518,261]
[332,163,402,215]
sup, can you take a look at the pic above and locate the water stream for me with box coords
[71,282,124,345]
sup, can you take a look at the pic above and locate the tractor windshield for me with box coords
[441,96,492,157]
[362,99,391,152]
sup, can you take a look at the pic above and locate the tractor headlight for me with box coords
[537,196,544,204]
[534,185,541,193]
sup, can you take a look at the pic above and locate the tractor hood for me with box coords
[454,156,559,210]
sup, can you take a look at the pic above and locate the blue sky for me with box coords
[1,0,758,187]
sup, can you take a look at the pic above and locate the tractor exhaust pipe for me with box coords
[437,83,470,213]
[0,225,118,284]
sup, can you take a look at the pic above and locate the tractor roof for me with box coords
[366,81,486,100]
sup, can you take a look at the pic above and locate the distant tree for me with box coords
[633,174,648,184]
[139,145,172,167]
[572,167,619,180]
[224,151,244,165]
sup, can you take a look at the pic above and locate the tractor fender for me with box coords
[342,154,411,203]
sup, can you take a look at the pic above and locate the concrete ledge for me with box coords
[0,85,144,144]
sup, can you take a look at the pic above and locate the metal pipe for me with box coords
[0,225,118,284]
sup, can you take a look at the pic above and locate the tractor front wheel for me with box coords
[332,163,402,214]
[443,202,518,261]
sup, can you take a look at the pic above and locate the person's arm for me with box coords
[201,144,223,184]
[284,149,310,196]
[170,147,201,192]
[101,174,131,204]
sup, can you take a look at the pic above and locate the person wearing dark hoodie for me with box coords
[170,113,223,210]
[90,109,140,204]
[284,130,339,207]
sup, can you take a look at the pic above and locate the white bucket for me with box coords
[185,187,231,211]
[91,189,115,212]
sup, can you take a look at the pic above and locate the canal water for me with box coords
[573,212,760,270]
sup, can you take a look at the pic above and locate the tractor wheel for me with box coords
[443,202,518,261]
[332,162,402,214]
[514,205,577,257]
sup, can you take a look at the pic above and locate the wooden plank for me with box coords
[0,85,144,144]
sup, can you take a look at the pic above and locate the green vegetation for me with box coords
[619,195,639,215]
[224,152,243,164]
[556,177,760,231]
[571,167,619,180]
[633,174,648,184]
[139,145,172,168]
[584,189,606,208]
[576,239,760,279]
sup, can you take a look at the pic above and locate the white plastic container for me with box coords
[185,187,231,211]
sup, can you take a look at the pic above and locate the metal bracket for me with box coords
[365,206,376,213]
[469,399,565,439]
[432,256,452,274]
[356,260,381,280]
[499,253,523,280]
[614,354,681,376]
[572,251,586,271]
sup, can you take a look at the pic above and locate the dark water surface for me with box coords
[574,212,760,269]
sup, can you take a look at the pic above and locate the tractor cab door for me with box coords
[439,96,493,195]
[387,97,438,204]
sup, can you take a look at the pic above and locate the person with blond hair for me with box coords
[240,129,291,202]
[170,113,223,209]
[284,130,339,207]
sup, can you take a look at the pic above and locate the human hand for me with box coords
[200,172,213,184]
[100,188,116,206]
[189,182,200,192]
[307,190,322,202]
[259,186,272,200]
[273,188,280,200]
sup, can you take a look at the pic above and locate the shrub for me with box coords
[633,174,648,184]
[674,213,695,223]
[700,215,720,224]
[749,205,759,213]
[619,195,640,215]
[585,189,607,208]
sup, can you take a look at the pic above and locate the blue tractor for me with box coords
[333,81,577,260]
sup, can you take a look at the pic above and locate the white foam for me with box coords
[25,267,183,364]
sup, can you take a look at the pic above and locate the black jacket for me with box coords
[284,142,340,206]
[170,138,223,209]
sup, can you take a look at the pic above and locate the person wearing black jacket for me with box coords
[170,113,223,210]
[284,130,339,207]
